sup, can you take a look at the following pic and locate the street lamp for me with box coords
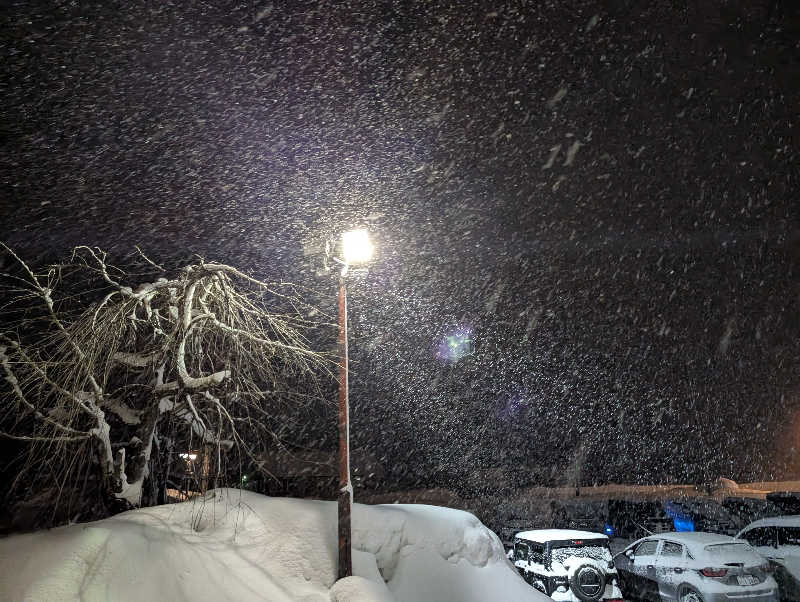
[335,228,373,580]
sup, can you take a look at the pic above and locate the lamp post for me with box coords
[336,229,373,580]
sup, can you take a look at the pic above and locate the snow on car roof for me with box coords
[739,515,800,530]
[652,532,737,547]
[515,529,608,543]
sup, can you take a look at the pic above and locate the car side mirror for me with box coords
[625,550,635,560]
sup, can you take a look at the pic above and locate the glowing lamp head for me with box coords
[341,229,374,264]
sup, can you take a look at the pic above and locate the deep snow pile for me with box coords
[0,488,548,601]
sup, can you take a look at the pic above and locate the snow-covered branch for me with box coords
[112,351,159,368]
[98,395,142,425]
[0,343,91,437]
[0,245,330,515]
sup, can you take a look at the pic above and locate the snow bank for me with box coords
[330,576,394,602]
[0,489,547,602]
[355,503,542,601]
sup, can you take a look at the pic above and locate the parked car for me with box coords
[722,497,784,530]
[607,499,681,539]
[765,493,800,515]
[511,529,624,601]
[614,532,778,602]
[664,500,740,536]
[736,515,800,601]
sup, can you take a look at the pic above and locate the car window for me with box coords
[777,527,800,546]
[515,542,529,562]
[551,544,611,566]
[742,527,776,548]
[529,543,545,564]
[661,541,683,557]
[634,540,659,556]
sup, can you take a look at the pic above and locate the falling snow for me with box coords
[1,0,798,531]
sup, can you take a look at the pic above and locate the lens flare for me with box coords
[435,326,474,362]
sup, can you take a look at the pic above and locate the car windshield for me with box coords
[551,543,612,565]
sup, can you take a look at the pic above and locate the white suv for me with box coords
[736,515,800,601]
[511,529,623,601]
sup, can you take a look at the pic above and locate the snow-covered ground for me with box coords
[0,488,549,601]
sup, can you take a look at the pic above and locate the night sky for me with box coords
[1,1,798,489]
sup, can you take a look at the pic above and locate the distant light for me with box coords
[436,326,474,362]
[179,452,197,460]
[665,502,694,531]
[604,523,615,537]
[341,229,374,264]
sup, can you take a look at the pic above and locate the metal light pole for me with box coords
[337,272,352,579]
[335,229,373,580]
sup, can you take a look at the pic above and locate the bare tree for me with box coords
[0,245,333,517]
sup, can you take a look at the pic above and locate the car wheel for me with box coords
[569,564,606,602]
[679,586,704,602]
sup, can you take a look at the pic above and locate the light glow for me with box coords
[435,326,474,362]
[341,229,374,264]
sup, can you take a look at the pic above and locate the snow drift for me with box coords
[0,488,548,601]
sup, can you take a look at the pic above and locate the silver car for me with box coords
[614,531,778,602]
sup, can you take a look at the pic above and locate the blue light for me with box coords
[604,523,615,537]
[665,501,695,532]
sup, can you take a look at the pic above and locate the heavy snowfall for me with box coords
[0,0,797,600]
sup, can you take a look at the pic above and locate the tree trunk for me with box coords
[120,402,160,505]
